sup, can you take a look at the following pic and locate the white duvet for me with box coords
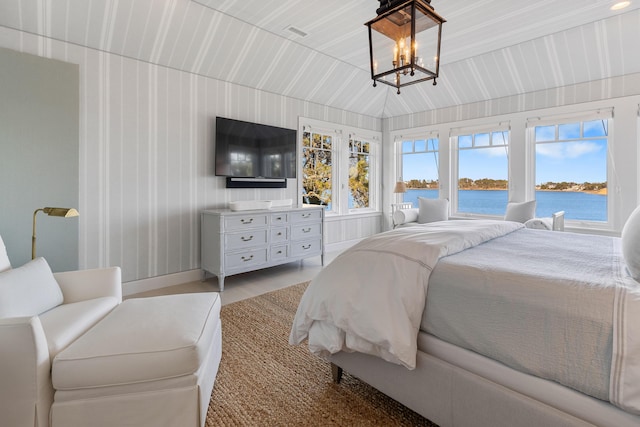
[289,220,524,369]
[290,219,640,416]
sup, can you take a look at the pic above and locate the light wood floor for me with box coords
[126,251,340,305]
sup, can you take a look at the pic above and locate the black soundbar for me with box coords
[225,177,287,189]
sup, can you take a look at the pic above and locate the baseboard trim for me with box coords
[122,239,363,297]
[123,269,202,297]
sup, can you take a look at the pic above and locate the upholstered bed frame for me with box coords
[330,331,640,427]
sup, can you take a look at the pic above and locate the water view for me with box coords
[403,189,607,222]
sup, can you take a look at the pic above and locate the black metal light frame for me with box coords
[365,0,445,94]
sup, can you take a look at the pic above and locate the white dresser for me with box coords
[201,206,324,290]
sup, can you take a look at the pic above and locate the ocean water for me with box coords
[403,189,607,222]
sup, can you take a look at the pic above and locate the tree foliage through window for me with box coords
[302,131,332,208]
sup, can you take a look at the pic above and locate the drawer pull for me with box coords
[241,218,254,224]
[302,244,311,250]
[275,216,282,221]
[277,232,282,236]
[302,227,311,233]
[241,255,254,262]
[241,235,254,242]
[276,250,283,254]
[302,213,311,218]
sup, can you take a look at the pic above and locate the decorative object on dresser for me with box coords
[201,206,324,291]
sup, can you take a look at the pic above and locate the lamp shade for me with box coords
[394,181,407,193]
[42,207,79,218]
[366,0,445,94]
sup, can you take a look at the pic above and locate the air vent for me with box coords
[286,26,308,38]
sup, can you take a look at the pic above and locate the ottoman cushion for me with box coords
[52,293,220,390]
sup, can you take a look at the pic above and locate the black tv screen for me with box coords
[215,117,297,179]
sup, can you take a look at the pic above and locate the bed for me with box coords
[289,218,640,427]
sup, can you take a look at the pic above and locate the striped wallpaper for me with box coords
[0,26,381,282]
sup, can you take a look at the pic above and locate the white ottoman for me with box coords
[50,293,221,427]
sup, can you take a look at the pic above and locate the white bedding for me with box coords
[290,220,640,416]
[289,220,523,369]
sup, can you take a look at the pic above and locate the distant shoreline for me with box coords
[407,187,607,195]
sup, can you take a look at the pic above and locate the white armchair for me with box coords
[0,235,121,427]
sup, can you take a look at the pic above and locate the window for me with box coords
[302,130,334,209]
[454,127,509,215]
[532,115,609,222]
[300,119,380,215]
[398,136,439,207]
[348,137,371,210]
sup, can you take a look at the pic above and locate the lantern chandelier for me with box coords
[365,0,445,94]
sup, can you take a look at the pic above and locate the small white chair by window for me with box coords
[524,211,565,231]
[552,210,565,231]
[391,202,413,213]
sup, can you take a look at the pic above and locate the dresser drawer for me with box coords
[290,239,322,257]
[225,214,268,230]
[271,227,289,243]
[201,206,323,292]
[226,229,268,250]
[271,244,288,261]
[291,222,321,240]
[225,248,268,270]
[291,210,322,223]
[270,212,289,226]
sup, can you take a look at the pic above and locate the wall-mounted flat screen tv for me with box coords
[215,117,297,179]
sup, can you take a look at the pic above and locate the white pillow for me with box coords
[418,198,449,224]
[622,205,640,281]
[392,208,419,226]
[504,200,536,223]
[0,257,64,318]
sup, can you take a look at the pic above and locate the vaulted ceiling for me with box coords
[1,0,639,118]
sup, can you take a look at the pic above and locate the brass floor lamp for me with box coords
[32,207,79,259]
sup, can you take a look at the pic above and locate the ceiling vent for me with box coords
[286,26,308,38]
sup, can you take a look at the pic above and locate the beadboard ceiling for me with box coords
[1,0,639,118]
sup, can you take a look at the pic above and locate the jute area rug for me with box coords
[206,281,438,426]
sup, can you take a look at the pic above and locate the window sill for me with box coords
[324,211,382,222]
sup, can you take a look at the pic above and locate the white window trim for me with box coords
[395,133,441,207]
[298,117,382,217]
[392,127,441,206]
[346,132,380,214]
[450,123,511,218]
[526,108,613,128]
[450,121,511,137]
[526,109,615,229]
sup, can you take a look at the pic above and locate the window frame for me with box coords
[395,131,441,206]
[526,109,614,228]
[299,117,381,217]
[451,123,511,217]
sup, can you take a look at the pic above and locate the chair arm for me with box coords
[54,266,122,304]
[0,316,53,427]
